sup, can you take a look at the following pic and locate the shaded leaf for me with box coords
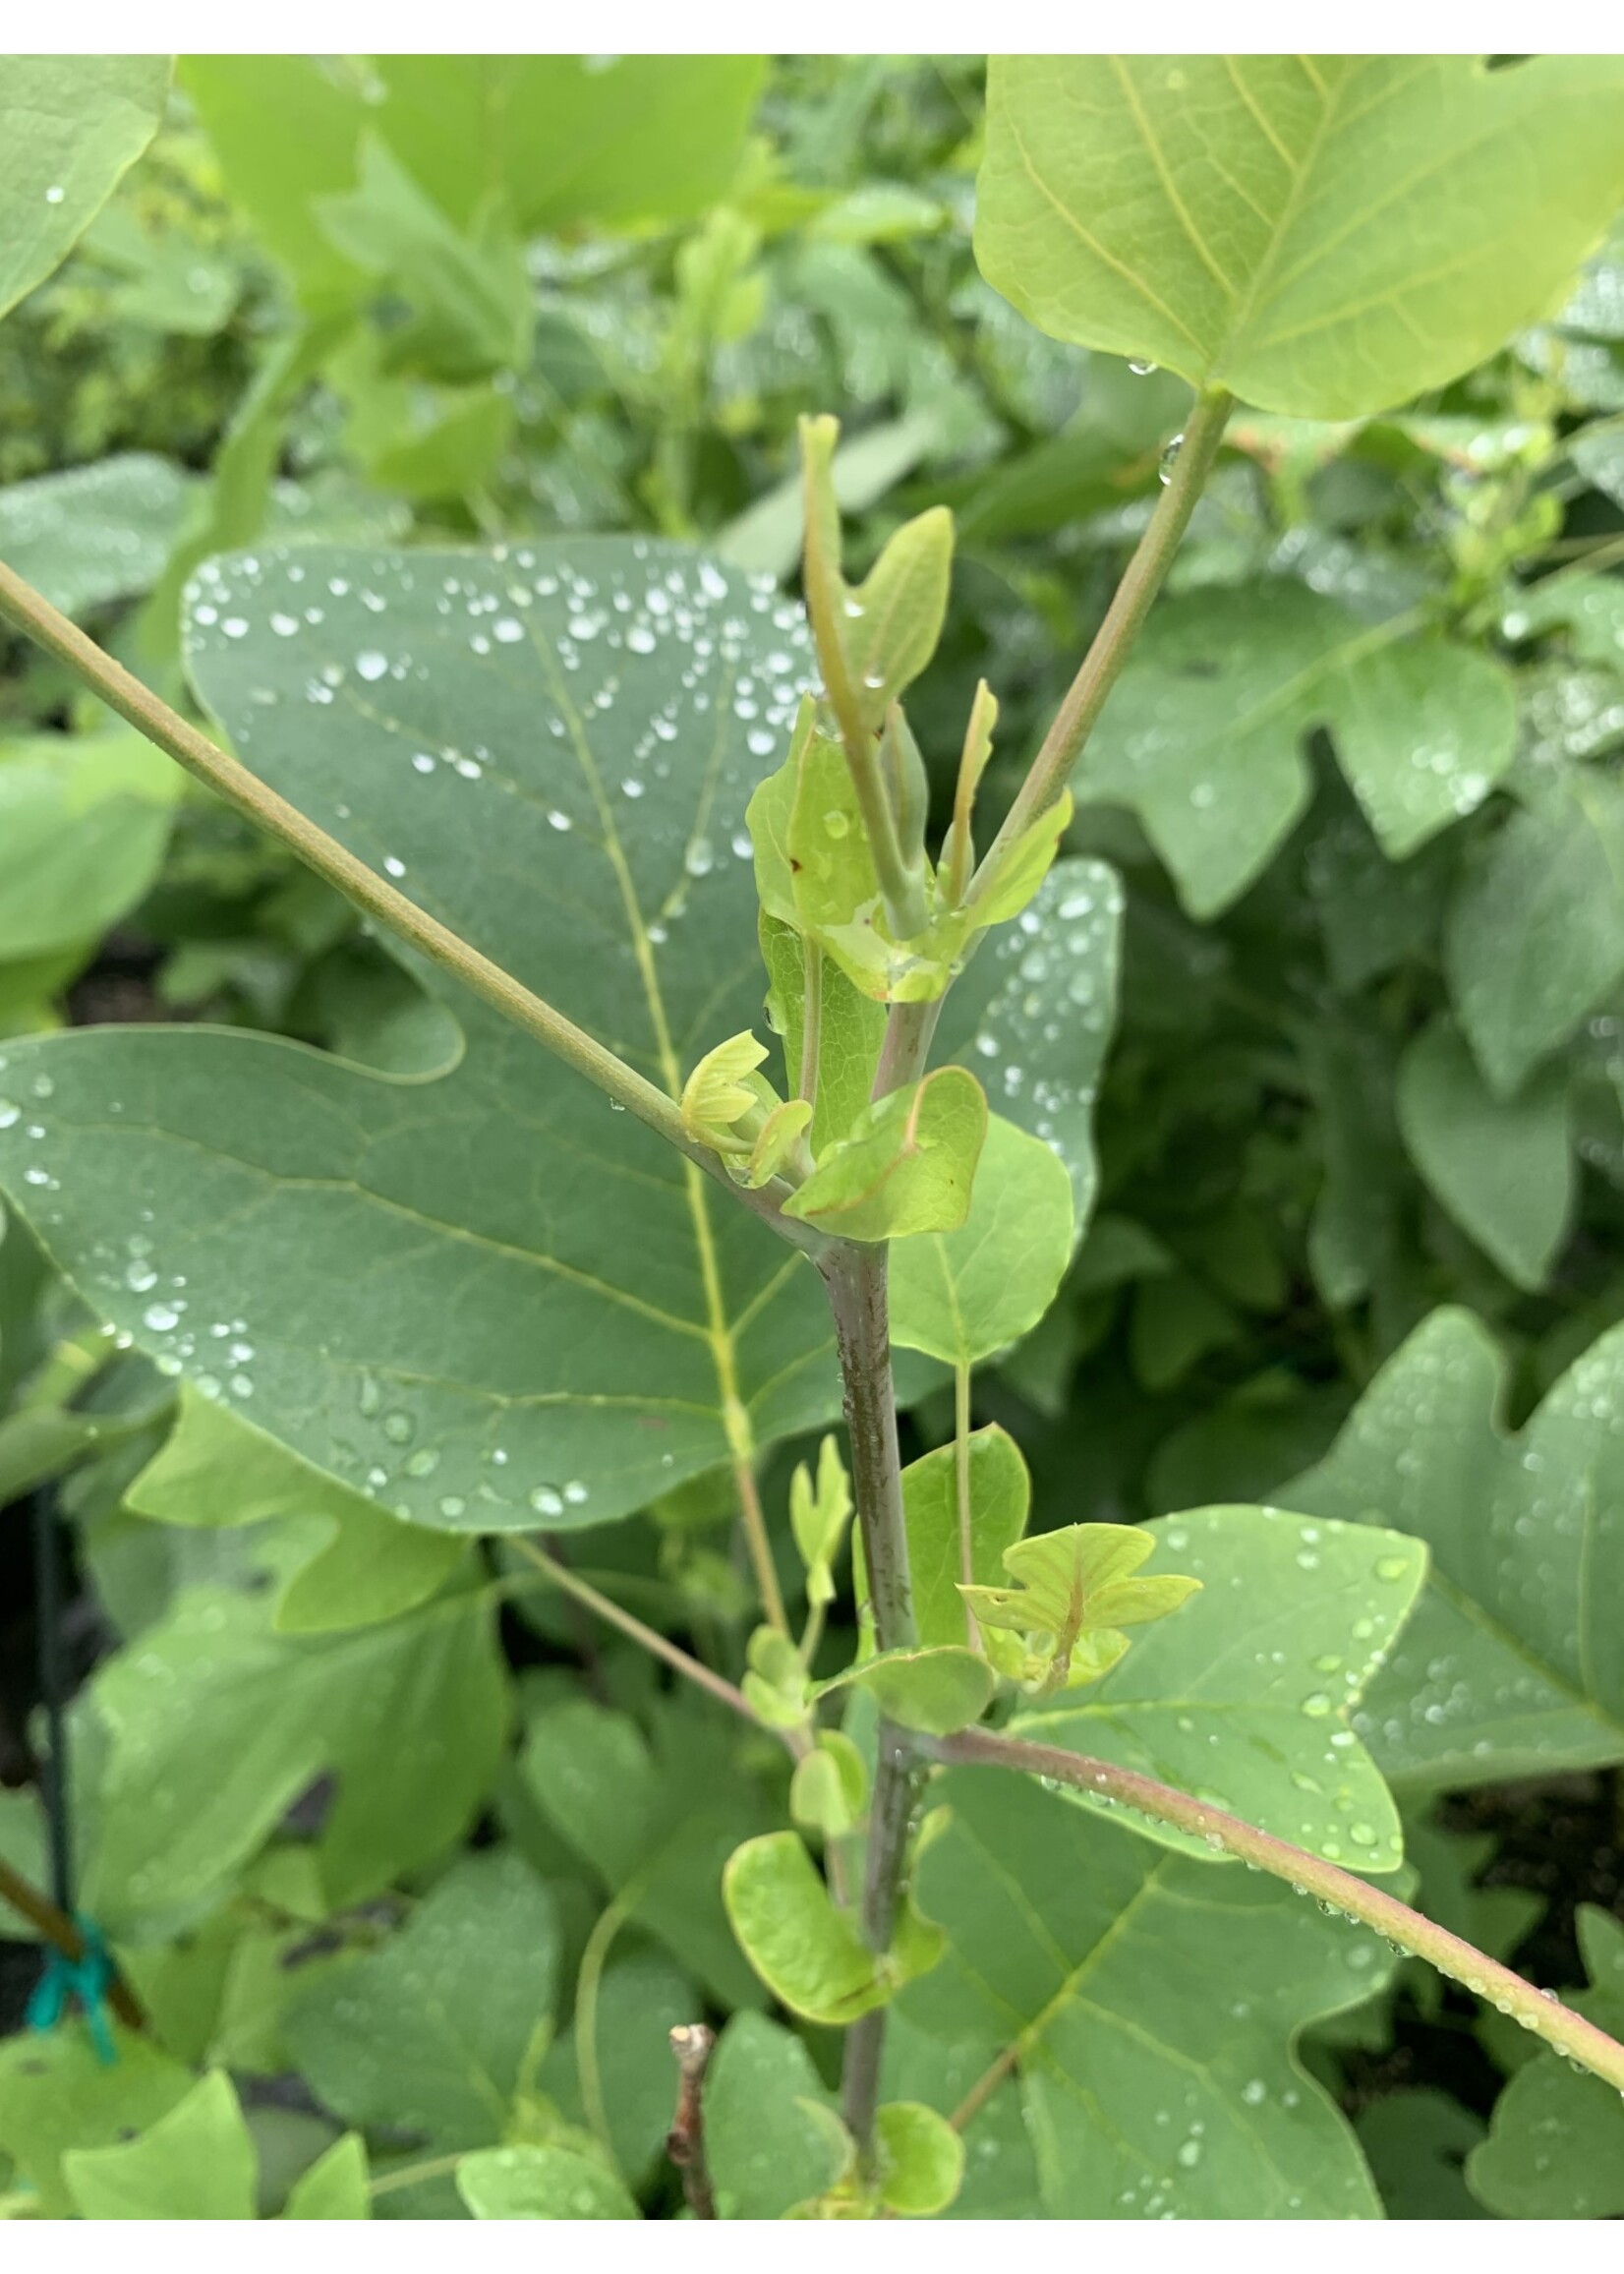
[284,1852,558,2155]
[0,457,199,618]
[704,2012,847,2220]
[816,1645,996,1736]
[0,730,179,962]
[1082,585,1514,917]
[1467,1906,1624,2217]
[1284,1309,1624,1784]
[1396,1019,1573,1288]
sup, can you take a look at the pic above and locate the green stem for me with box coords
[953,1363,979,1651]
[0,559,820,1257]
[506,1535,769,1735]
[969,386,1233,901]
[928,1726,1624,2099]
[575,1895,630,2160]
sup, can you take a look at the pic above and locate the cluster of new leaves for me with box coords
[4,49,1624,2227]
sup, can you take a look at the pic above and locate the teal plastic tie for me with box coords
[26,1918,116,2065]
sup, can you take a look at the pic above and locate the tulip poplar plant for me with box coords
[4,52,1624,2222]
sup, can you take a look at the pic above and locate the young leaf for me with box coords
[723,1832,942,2025]
[788,1433,852,1607]
[978,56,1624,420]
[890,1424,1031,1652]
[815,1645,997,1736]
[961,1522,1199,1696]
[874,2100,965,2218]
[895,1769,1400,2217]
[0,57,170,323]
[456,2143,637,2221]
[743,1622,816,1727]
[0,543,858,1533]
[1466,1906,1624,2217]
[890,1113,1074,1367]
[1014,1506,1425,1868]
[932,855,1123,1221]
[782,1067,987,1241]
[790,1731,868,1838]
[283,1852,559,2156]
[843,507,955,729]
[1284,1308,1624,1785]
[1396,1019,1574,1289]
[62,2070,257,2222]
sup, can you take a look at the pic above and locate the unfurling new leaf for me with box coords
[960,1523,1200,1697]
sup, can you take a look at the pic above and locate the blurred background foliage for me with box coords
[4,55,1624,2219]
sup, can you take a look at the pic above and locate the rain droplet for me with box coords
[1158,433,1185,486]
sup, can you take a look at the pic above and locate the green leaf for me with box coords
[281,2132,371,2220]
[284,1852,558,2155]
[789,1731,868,1837]
[890,1113,1073,1366]
[0,456,199,618]
[181,57,367,304]
[895,1769,1398,2217]
[816,1645,996,1736]
[0,542,857,1533]
[723,1831,942,2024]
[704,2012,848,2220]
[888,1424,1030,1652]
[519,1692,777,2009]
[1284,1309,1624,1784]
[0,56,170,323]
[783,1067,987,1240]
[456,2142,637,2220]
[1446,771,1624,1095]
[1467,1906,1624,2217]
[842,506,955,727]
[977,56,1624,419]
[372,56,765,237]
[1081,585,1514,916]
[0,730,180,962]
[1396,1019,1574,1289]
[875,2100,964,2218]
[1355,2091,1489,2222]
[1014,1505,1424,1868]
[85,1560,508,1918]
[932,857,1123,1223]
[127,1387,465,1632]
[63,2070,257,2221]
[0,2024,192,2218]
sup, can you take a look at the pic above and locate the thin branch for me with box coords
[927,1726,1624,2098]
[0,1857,145,2032]
[0,558,822,1258]
[506,1535,772,1736]
[968,386,1234,899]
[732,1455,789,1636]
[666,2023,719,2219]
